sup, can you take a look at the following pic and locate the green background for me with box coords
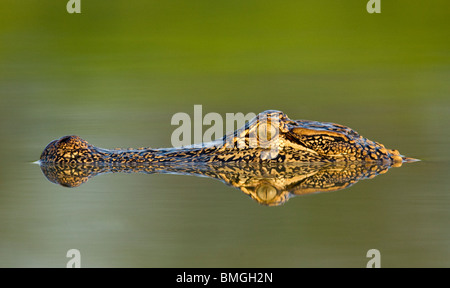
[0,0,449,267]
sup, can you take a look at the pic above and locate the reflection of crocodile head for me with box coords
[39,110,417,166]
[40,161,397,206]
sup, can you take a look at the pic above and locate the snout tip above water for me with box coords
[403,157,421,163]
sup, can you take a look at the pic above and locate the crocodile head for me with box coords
[220,110,414,165]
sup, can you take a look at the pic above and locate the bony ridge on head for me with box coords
[40,135,91,164]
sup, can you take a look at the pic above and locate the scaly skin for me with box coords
[39,110,415,166]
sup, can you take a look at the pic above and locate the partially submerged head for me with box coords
[39,135,95,164]
[39,111,415,166]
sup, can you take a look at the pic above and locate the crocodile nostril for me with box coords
[58,135,75,144]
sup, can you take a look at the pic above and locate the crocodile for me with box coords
[39,110,416,166]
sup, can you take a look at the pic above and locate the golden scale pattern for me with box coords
[40,110,411,166]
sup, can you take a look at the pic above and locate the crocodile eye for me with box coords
[257,122,278,142]
[256,184,277,201]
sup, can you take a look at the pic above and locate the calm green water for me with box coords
[0,1,449,267]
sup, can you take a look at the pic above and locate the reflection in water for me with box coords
[39,161,400,206]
